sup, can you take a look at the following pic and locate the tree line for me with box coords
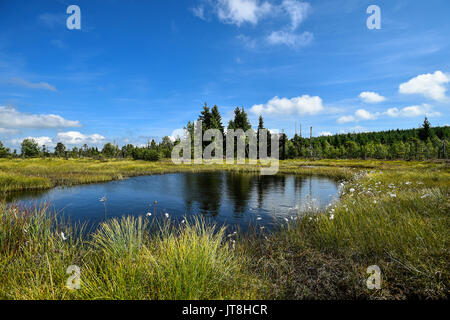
[0,138,175,161]
[286,118,448,160]
[0,104,448,161]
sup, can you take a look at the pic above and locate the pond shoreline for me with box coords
[1,159,448,300]
[0,158,356,194]
[5,171,341,232]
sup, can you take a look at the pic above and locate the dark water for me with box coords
[5,172,339,231]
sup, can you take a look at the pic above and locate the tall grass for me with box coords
[0,206,260,300]
[243,165,449,299]
[0,159,448,300]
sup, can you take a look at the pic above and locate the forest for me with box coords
[0,104,448,161]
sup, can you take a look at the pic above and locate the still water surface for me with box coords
[7,172,339,230]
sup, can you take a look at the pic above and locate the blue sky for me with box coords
[0,0,449,149]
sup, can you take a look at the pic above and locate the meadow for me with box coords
[0,158,448,299]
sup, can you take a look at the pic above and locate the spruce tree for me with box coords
[198,102,212,132]
[0,141,10,158]
[419,117,432,141]
[211,105,224,134]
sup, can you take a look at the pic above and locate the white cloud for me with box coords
[355,109,378,120]
[9,77,57,92]
[385,104,441,118]
[266,31,313,48]
[25,136,54,147]
[359,91,386,104]
[281,0,311,31]
[194,0,313,49]
[250,95,324,116]
[216,0,272,26]
[0,128,18,135]
[265,1,312,48]
[337,115,356,124]
[337,109,379,123]
[0,106,81,129]
[56,131,105,145]
[338,104,441,124]
[399,71,449,101]
[320,131,332,136]
[168,128,188,142]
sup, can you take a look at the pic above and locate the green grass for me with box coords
[242,164,449,299]
[0,158,448,299]
[0,208,260,300]
[0,158,360,193]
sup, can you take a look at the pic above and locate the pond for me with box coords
[6,172,340,231]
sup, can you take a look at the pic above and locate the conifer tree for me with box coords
[419,117,432,141]
[211,105,224,134]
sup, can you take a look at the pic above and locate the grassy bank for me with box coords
[0,157,443,193]
[0,159,448,299]
[243,165,449,299]
[0,207,260,299]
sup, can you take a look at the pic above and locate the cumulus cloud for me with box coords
[0,106,81,129]
[25,136,54,147]
[56,131,105,145]
[355,109,378,120]
[9,133,105,148]
[337,109,379,123]
[216,0,272,26]
[9,77,57,92]
[320,131,332,136]
[399,71,449,101]
[385,104,441,118]
[337,115,356,124]
[250,95,324,116]
[266,30,313,48]
[359,91,386,104]
[168,128,188,142]
[338,104,441,124]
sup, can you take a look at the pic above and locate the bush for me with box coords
[132,148,161,161]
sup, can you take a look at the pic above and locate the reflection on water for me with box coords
[4,172,339,230]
